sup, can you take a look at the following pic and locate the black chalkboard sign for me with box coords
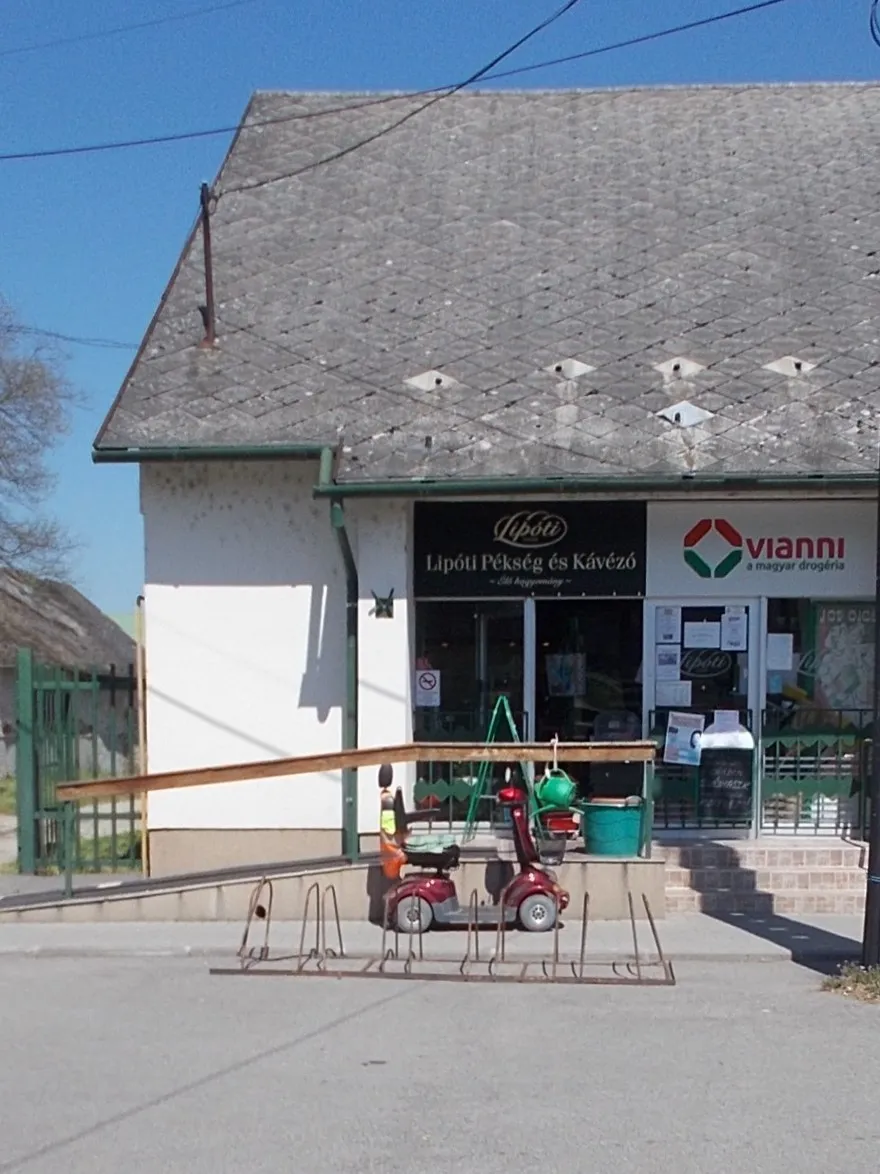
[699,750,753,822]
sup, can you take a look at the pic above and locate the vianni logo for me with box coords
[683,518,743,579]
[683,517,846,579]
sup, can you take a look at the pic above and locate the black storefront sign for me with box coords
[413,502,646,597]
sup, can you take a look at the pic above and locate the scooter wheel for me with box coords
[395,896,433,934]
[518,893,557,932]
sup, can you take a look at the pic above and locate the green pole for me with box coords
[14,648,37,874]
[62,801,75,899]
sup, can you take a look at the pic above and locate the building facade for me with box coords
[94,85,880,871]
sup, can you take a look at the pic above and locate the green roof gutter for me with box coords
[313,471,877,499]
[319,448,360,863]
[92,444,329,464]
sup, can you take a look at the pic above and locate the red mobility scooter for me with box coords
[380,765,570,934]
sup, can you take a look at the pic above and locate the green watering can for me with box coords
[534,767,577,812]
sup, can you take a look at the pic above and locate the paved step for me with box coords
[666,887,866,916]
[658,843,866,869]
[665,866,867,892]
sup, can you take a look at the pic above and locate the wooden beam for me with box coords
[56,740,656,802]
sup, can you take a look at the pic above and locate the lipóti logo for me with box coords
[683,518,743,579]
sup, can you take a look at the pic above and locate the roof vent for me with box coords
[762,355,816,377]
[545,358,594,380]
[404,369,460,392]
[657,400,714,429]
[654,356,705,379]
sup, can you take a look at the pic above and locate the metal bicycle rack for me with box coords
[211,878,676,987]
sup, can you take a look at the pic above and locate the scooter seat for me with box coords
[403,845,461,872]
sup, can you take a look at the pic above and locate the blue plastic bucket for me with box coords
[582,799,643,857]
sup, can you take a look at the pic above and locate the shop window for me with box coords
[766,599,874,732]
[413,601,524,742]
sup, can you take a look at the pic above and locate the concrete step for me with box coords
[658,843,866,870]
[665,866,867,892]
[665,886,866,916]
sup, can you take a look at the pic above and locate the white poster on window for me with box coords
[656,680,692,707]
[663,712,705,766]
[414,669,441,708]
[656,605,682,645]
[720,608,748,652]
[655,645,681,682]
[684,621,721,649]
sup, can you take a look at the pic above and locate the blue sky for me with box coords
[1,0,877,617]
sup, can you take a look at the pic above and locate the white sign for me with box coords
[647,502,875,597]
[656,605,682,644]
[663,712,705,766]
[655,645,681,682]
[720,608,748,652]
[766,632,794,671]
[712,710,741,733]
[414,669,441,708]
[656,680,692,707]
[684,621,721,649]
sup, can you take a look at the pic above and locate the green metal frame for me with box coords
[14,650,140,877]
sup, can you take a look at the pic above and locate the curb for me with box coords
[0,946,859,963]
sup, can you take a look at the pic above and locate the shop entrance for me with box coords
[645,600,760,831]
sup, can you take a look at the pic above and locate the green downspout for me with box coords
[320,448,360,861]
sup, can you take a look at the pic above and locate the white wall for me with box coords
[350,498,413,832]
[141,461,413,834]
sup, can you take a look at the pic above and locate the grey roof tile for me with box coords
[95,84,880,480]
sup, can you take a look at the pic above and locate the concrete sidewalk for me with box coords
[0,910,863,961]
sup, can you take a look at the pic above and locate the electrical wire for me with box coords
[0,0,801,165]
[0,0,262,60]
[221,0,586,196]
[15,326,136,350]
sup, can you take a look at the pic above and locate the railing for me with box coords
[16,650,141,874]
[413,706,527,831]
[761,708,871,836]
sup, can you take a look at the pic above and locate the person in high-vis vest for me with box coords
[378,763,406,880]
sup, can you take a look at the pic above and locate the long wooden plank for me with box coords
[56,740,656,802]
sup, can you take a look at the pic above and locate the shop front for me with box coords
[646,500,877,836]
[411,501,646,817]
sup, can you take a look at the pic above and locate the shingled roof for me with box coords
[95,84,880,483]
[0,570,134,670]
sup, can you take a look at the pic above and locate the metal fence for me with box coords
[15,648,142,874]
[761,708,871,837]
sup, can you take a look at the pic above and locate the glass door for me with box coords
[646,600,759,831]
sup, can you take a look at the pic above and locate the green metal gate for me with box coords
[15,648,142,874]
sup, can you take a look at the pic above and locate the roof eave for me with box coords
[312,471,878,499]
[92,443,329,465]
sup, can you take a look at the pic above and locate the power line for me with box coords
[487,0,796,83]
[223,0,587,195]
[0,0,262,60]
[0,0,802,165]
[15,326,136,351]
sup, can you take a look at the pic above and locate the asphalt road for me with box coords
[0,955,877,1174]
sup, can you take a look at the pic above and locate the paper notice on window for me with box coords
[656,605,682,645]
[766,632,794,671]
[655,645,681,682]
[656,680,692,707]
[683,621,721,649]
[663,711,705,766]
[712,709,741,733]
[720,608,748,652]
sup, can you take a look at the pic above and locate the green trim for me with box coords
[15,648,36,874]
[92,444,328,465]
[313,472,877,500]
[321,447,360,862]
